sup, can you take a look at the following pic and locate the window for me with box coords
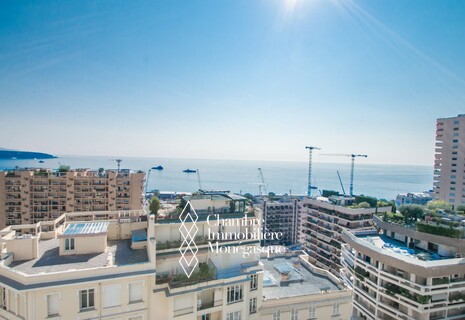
[226,311,242,320]
[428,242,439,253]
[47,294,59,316]
[273,310,281,320]
[454,133,459,137]
[250,274,258,290]
[450,193,455,197]
[451,187,456,190]
[129,282,143,303]
[64,238,75,251]
[249,298,257,314]
[291,308,298,320]
[103,284,121,308]
[227,285,243,303]
[309,305,316,318]
[201,315,210,320]
[128,317,143,320]
[454,127,459,131]
[79,289,95,310]
[453,139,459,143]
[453,151,458,155]
[454,120,460,125]
[332,302,340,315]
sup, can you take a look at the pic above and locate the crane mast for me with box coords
[305,146,321,197]
[196,169,202,190]
[320,153,367,196]
[258,168,267,196]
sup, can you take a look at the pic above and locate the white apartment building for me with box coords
[341,214,465,320]
[434,114,465,206]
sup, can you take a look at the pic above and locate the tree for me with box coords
[427,200,452,213]
[358,202,371,209]
[229,201,236,213]
[243,193,254,201]
[58,164,70,172]
[149,196,160,215]
[322,190,340,197]
[399,204,425,224]
[456,204,465,215]
[354,195,377,208]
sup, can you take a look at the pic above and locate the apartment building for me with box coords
[396,192,433,207]
[181,190,248,215]
[434,114,465,206]
[0,210,153,320]
[153,203,263,320]
[0,168,145,228]
[259,196,301,246]
[341,214,465,320]
[260,252,352,320]
[301,196,391,276]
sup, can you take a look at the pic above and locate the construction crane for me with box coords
[337,171,346,195]
[305,146,321,197]
[320,153,367,196]
[258,168,267,196]
[109,159,123,172]
[145,169,151,194]
[196,169,202,190]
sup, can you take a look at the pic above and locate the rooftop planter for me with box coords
[416,222,462,239]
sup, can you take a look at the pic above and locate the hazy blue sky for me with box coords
[1,0,465,165]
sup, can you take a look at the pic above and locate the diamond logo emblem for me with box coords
[179,201,199,278]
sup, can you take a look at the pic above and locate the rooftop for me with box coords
[261,257,340,300]
[7,238,148,275]
[358,234,448,261]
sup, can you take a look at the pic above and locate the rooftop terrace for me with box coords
[8,238,148,275]
[359,234,445,261]
[261,257,340,300]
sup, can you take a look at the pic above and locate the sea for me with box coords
[0,156,433,200]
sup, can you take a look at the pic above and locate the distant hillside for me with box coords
[0,148,56,160]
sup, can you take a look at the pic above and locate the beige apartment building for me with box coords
[0,168,145,228]
[434,114,465,206]
[301,196,391,276]
[0,203,351,320]
[341,214,465,320]
[0,210,153,320]
[260,252,352,320]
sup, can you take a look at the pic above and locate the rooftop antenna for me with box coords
[305,146,321,197]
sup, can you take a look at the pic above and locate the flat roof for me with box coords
[7,238,148,275]
[261,257,340,300]
[62,222,109,236]
[359,235,446,261]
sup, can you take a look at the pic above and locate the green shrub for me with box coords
[416,222,462,238]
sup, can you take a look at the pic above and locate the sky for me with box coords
[1,0,465,165]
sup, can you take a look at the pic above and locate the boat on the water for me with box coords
[38,160,45,163]
[183,169,196,173]
[151,165,163,170]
